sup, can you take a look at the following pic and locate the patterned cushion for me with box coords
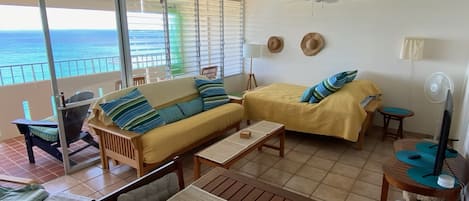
[195,79,229,111]
[309,72,348,103]
[345,70,358,83]
[29,116,58,142]
[176,97,203,118]
[99,89,165,134]
[157,105,184,124]
[300,85,317,102]
[0,184,49,201]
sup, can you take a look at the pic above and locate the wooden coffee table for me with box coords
[191,167,315,201]
[193,120,285,179]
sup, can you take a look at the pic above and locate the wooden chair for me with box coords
[11,91,99,165]
[114,76,146,90]
[98,156,185,201]
[201,66,218,79]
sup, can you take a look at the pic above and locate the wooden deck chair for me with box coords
[114,76,146,90]
[11,91,99,165]
[201,66,218,79]
[98,156,184,201]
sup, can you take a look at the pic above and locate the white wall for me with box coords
[245,0,469,143]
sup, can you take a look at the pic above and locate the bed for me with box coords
[243,79,382,148]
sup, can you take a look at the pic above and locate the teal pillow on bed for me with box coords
[157,105,184,124]
[300,85,317,102]
[345,70,358,83]
[195,79,229,111]
[309,72,347,103]
[99,89,165,134]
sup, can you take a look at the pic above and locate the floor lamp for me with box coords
[244,44,262,90]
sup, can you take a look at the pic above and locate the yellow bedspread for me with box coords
[243,80,381,142]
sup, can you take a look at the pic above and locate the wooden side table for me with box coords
[378,107,414,140]
[380,139,468,201]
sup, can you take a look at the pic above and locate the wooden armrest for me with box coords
[88,120,140,140]
[11,118,57,127]
[228,95,243,104]
[0,174,37,185]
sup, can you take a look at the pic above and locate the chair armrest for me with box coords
[98,156,184,201]
[0,174,37,185]
[11,119,57,127]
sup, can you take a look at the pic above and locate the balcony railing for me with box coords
[0,53,166,86]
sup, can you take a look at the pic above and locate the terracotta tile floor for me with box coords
[0,125,411,201]
[0,135,100,185]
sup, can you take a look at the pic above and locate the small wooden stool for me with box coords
[378,107,414,140]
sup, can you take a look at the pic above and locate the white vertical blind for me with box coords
[126,0,170,81]
[223,0,243,77]
[168,0,199,77]
[199,0,223,78]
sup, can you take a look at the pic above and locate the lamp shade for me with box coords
[243,44,262,58]
[400,37,424,60]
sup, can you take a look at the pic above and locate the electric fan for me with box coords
[424,72,454,103]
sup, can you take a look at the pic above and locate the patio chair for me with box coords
[98,156,184,201]
[201,65,218,79]
[11,91,99,165]
[114,76,146,90]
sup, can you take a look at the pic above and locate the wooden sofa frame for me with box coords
[88,100,241,177]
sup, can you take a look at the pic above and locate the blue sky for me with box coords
[0,5,116,30]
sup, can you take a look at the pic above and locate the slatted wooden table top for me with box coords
[193,167,315,201]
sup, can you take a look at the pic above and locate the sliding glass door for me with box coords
[42,0,121,172]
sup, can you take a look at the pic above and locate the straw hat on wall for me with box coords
[267,36,284,53]
[301,32,325,56]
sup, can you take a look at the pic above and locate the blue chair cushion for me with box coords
[309,72,348,103]
[176,97,203,118]
[195,79,229,111]
[99,89,165,134]
[29,116,58,142]
[157,105,185,124]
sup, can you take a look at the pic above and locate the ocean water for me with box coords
[0,30,119,65]
[0,29,165,85]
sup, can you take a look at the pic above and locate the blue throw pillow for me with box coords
[345,70,358,83]
[157,105,185,124]
[300,85,317,102]
[309,72,347,103]
[176,97,203,118]
[195,79,230,110]
[99,89,165,134]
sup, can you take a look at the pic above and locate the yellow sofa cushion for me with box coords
[141,103,244,164]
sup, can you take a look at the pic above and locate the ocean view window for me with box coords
[0,1,244,86]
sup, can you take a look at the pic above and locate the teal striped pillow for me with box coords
[195,79,229,111]
[309,72,347,103]
[99,89,165,134]
[300,85,317,102]
[345,70,358,83]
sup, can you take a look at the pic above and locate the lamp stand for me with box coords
[246,56,257,90]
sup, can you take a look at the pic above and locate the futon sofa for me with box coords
[88,77,244,177]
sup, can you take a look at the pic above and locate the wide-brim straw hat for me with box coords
[301,32,325,56]
[267,36,284,53]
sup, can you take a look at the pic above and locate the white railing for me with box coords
[0,53,166,86]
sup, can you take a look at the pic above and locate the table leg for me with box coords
[398,118,404,138]
[279,129,285,157]
[380,174,389,201]
[194,156,201,180]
